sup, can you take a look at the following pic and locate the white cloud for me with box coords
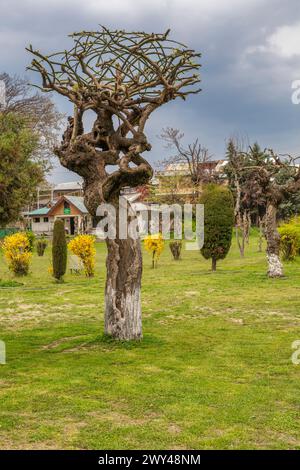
[247,22,300,58]
[267,23,300,57]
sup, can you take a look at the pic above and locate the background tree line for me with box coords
[0,73,62,228]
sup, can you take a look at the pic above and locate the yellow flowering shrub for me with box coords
[2,232,32,276]
[68,234,96,277]
[278,219,300,261]
[144,233,164,268]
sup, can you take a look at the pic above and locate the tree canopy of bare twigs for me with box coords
[26,27,201,212]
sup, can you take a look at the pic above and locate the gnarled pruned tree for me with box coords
[247,147,300,278]
[27,27,201,340]
[226,142,300,277]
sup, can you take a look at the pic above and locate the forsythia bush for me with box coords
[2,232,32,276]
[68,234,96,277]
[144,233,164,268]
[278,218,300,261]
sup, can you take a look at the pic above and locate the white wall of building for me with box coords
[31,217,53,235]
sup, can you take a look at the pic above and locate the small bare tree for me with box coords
[225,139,253,257]
[159,127,215,198]
[27,27,201,340]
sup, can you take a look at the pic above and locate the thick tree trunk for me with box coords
[265,202,283,278]
[104,210,143,340]
[212,257,217,271]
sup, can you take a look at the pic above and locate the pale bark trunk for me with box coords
[265,202,283,278]
[234,175,245,258]
[258,216,264,252]
[245,211,251,245]
[236,226,245,257]
[104,209,142,340]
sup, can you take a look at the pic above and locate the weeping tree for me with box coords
[27,27,201,340]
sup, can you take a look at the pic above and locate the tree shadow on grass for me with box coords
[42,333,166,354]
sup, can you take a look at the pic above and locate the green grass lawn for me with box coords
[0,233,300,449]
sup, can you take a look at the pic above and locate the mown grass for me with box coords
[0,233,300,449]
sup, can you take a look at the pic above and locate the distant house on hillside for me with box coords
[28,195,92,236]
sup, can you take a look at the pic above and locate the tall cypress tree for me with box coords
[200,184,234,271]
[52,219,67,281]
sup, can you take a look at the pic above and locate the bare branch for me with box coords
[27,27,201,206]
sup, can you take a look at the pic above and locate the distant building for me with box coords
[52,181,83,199]
[154,160,227,201]
[26,161,228,236]
[28,195,92,236]
[27,181,84,212]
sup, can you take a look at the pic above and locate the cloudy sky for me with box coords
[1,0,300,182]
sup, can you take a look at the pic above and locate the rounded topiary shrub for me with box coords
[199,184,234,271]
[52,219,67,281]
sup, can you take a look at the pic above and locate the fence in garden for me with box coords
[0,228,20,239]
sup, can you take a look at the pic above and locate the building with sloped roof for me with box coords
[28,195,92,236]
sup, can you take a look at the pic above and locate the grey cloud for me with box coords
[1,0,300,182]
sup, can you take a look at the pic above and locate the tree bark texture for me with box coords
[265,202,283,277]
[105,230,143,340]
[54,115,152,340]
